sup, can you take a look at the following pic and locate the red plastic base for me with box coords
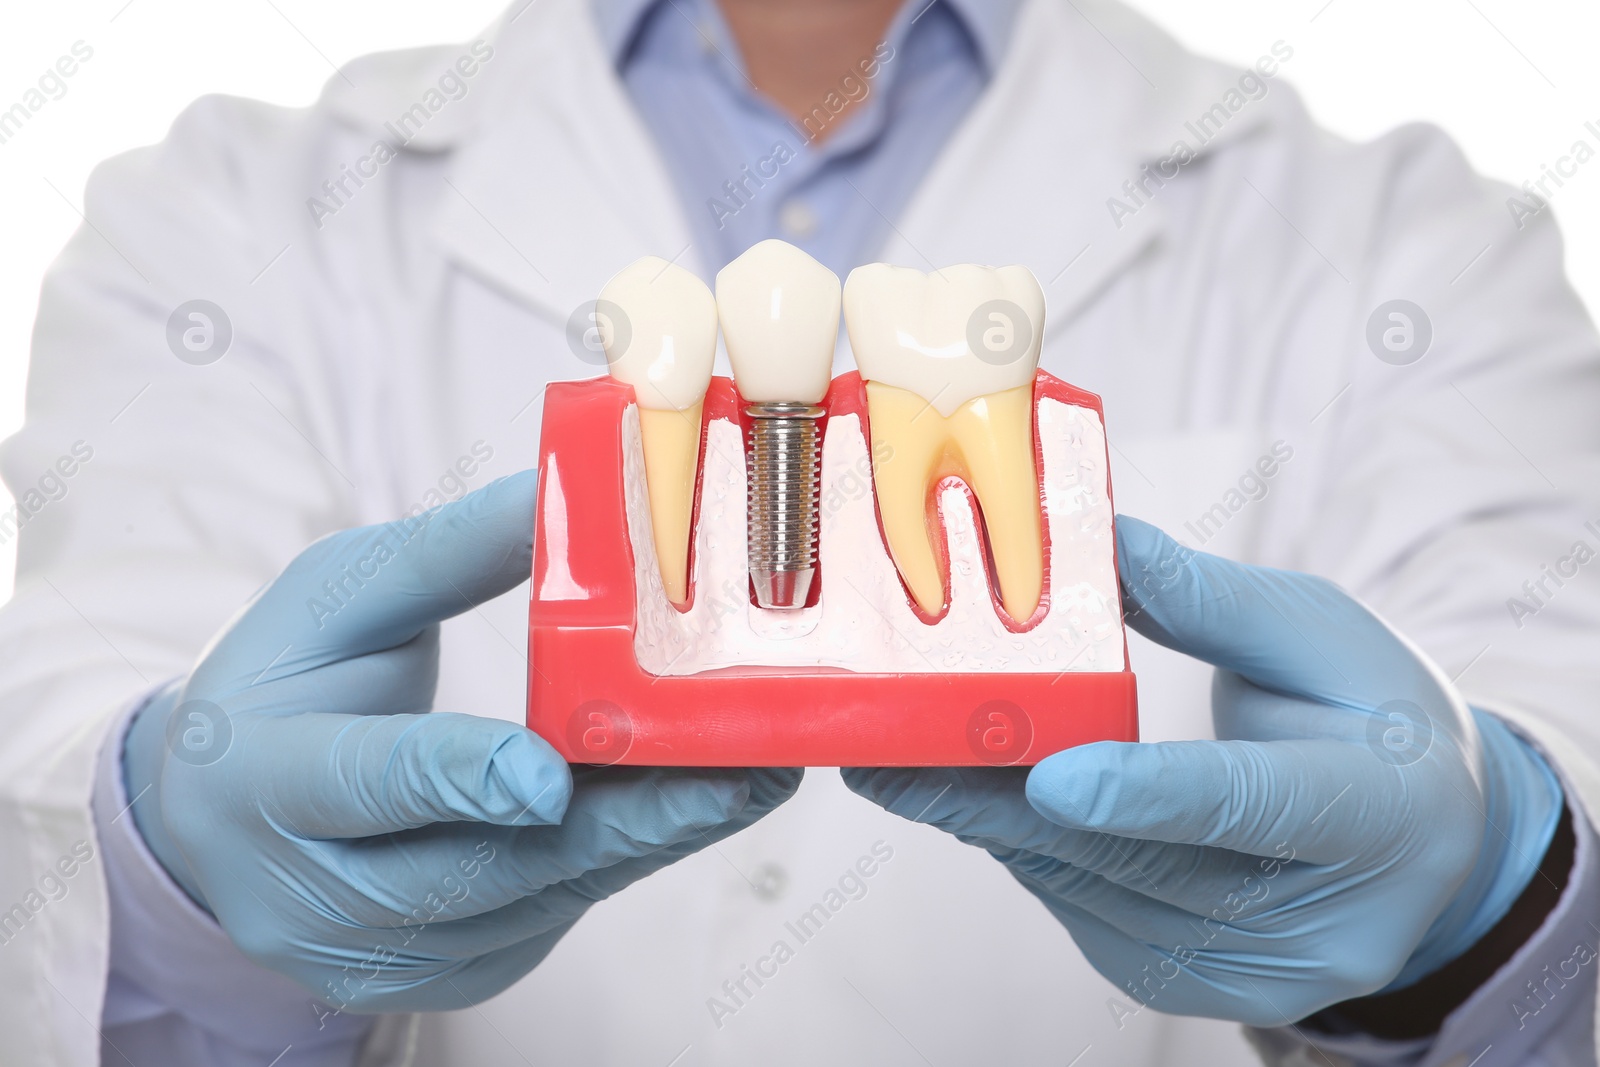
[526,372,1137,767]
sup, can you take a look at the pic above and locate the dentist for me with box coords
[2,0,1599,1065]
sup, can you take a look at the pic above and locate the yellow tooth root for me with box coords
[638,403,704,606]
[866,382,1044,622]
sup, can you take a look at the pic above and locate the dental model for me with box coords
[527,248,1136,767]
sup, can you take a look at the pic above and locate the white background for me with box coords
[1,0,1597,601]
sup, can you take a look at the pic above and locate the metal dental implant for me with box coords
[744,401,825,608]
[715,240,842,610]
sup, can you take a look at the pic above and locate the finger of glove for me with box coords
[378,840,713,957]
[445,923,579,1008]
[1021,863,1417,1024]
[388,785,789,963]
[988,831,1299,917]
[1020,882,1319,1027]
[274,914,581,1015]
[203,629,441,720]
[331,764,793,940]
[358,922,580,1013]
[1213,670,1352,743]
[505,767,801,916]
[194,471,538,693]
[239,711,572,837]
[1004,873,1196,1000]
[336,768,800,921]
[1027,737,1401,863]
[459,767,788,898]
[334,837,715,971]
[843,765,1118,889]
[1214,670,1471,778]
[999,830,1308,931]
[1114,515,1440,709]
[840,766,1030,833]
[1009,860,1251,949]
[844,766,1285,912]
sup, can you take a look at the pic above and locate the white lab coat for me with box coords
[4,0,1599,1063]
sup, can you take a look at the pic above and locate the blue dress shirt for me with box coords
[591,0,1020,280]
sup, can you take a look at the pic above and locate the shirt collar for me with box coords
[590,0,1023,74]
[589,0,659,62]
[937,0,1023,74]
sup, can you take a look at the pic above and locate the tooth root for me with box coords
[638,404,703,605]
[865,383,951,615]
[865,382,1044,622]
[598,257,718,608]
[948,385,1043,621]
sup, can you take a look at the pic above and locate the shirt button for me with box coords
[779,200,818,239]
[749,861,788,901]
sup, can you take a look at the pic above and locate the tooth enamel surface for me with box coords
[843,264,1047,622]
[842,263,1044,416]
[715,239,841,404]
[599,257,717,605]
[623,401,1123,673]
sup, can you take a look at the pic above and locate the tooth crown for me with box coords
[716,239,841,404]
[598,257,718,412]
[842,263,1045,417]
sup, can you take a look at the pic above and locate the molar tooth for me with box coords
[843,263,1046,622]
[599,256,718,606]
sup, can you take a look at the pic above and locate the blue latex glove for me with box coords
[845,517,1562,1025]
[124,471,800,1012]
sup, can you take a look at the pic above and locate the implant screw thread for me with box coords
[745,402,825,609]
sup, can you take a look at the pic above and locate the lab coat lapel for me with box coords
[429,0,701,322]
[893,0,1277,329]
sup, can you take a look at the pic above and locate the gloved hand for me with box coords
[124,470,801,1013]
[845,517,1562,1025]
